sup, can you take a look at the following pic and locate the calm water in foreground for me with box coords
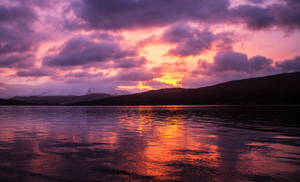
[0,106,300,182]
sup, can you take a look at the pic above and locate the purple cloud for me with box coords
[43,35,137,67]
[192,51,276,77]
[276,56,300,72]
[247,0,265,3]
[230,5,275,29]
[115,57,147,69]
[16,69,52,77]
[183,52,278,88]
[271,0,300,30]
[162,24,233,56]
[230,0,300,30]
[117,69,156,81]
[186,52,300,89]
[0,0,299,98]
[70,0,230,30]
[0,55,33,68]
[0,3,42,72]
[65,72,103,78]
[67,0,300,31]
[0,4,39,56]
[0,26,39,56]
[213,51,273,73]
[0,5,36,25]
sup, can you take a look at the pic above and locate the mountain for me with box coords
[75,72,300,105]
[13,93,111,105]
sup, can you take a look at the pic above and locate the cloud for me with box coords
[0,26,39,56]
[0,5,39,56]
[69,0,230,30]
[213,51,273,73]
[16,69,52,77]
[276,56,300,72]
[0,4,42,71]
[0,55,33,68]
[0,5,36,26]
[43,35,137,67]
[191,51,277,84]
[145,80,176,89]
[65,71,103,78]
[62,72,105,84]
[0,0,300,98]
[185,52,300,88]
[117,69,156,81]
[66,0,300,31]
[65,0,300,31]
[249,56,274,71]
[114,57,147,69]
[230,5,275,29]
[89,32,124,42]
[17,0,62,9]
[247,0,265,3]
[230,0,300,30]
[271,0,300,30]
[162,24,233,56]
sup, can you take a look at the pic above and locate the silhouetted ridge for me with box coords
[0,99,28,105]
[75,72,300,105]
[13,93,111,105]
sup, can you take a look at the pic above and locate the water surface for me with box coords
[0,106,300,181]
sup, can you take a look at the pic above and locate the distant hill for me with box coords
[13,93,111,105]
[0,98,28,105]
[75,72,300,105]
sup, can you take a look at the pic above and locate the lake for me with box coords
[0,106,299,182]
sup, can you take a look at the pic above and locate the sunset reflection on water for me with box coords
[0,106,299,181]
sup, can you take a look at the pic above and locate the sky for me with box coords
[0,0,299,97]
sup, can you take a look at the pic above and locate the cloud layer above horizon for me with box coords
[0,0,300,97]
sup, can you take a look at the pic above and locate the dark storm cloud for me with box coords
[276,56,300,72]
[162,24,233,56]
[70,0,230,30]
[43,36,137,67]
